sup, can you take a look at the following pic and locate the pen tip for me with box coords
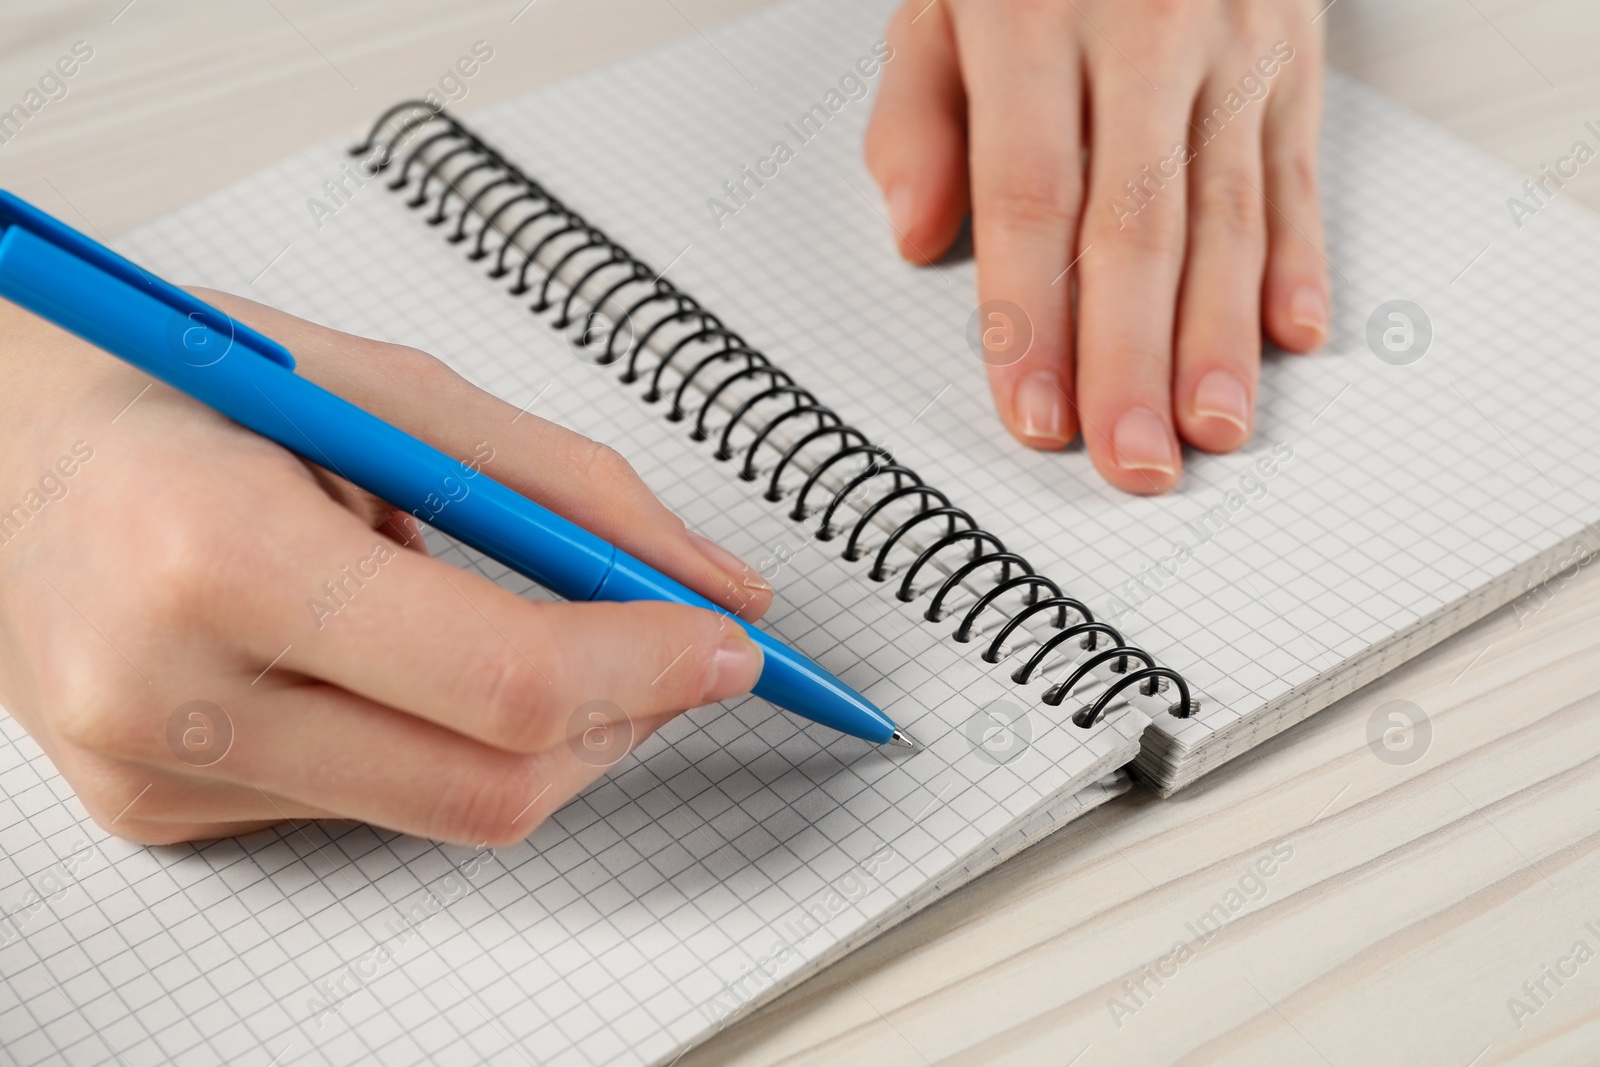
[888,729,916,749]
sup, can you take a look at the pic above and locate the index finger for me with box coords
[202,290,774,622]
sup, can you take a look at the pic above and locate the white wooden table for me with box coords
[3,2,1597,1063]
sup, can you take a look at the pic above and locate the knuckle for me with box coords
[344,339,472,411]
[984,165,1081,233]
[1275,150,1319,203]
[125,497,235,628]
[579,601,722,714]
[658,645,714,711]
[428,761,541,846]
[570,440,639,492]
[1095,195,1184,257]
[353,336,452,383]
[91,811,151,843]
[77,774,155,841]
[1194,175,1265,237]
[391,345,457,390]
[661,608,730,704]
[393,343,448,370]
[475,643,555,751]
[51,688,121,753]
[43,662,143,758]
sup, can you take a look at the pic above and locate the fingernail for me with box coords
[1111,407,1178,476]
[689,531,771,603]
[1192,370,1251,434]
[705,631,764,704]
[1014,370,1069,448]
[1290,285,1328,344]
[887,183,914,238]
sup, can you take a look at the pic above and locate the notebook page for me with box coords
[0,31,1144,1067]
[456,0,1600,786]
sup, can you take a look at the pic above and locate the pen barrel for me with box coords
[745,628,895,742]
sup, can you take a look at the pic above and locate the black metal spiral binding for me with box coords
[353,102,1197,728]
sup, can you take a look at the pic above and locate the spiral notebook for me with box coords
[6,0,1600,1064]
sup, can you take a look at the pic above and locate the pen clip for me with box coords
[0,189,297,371]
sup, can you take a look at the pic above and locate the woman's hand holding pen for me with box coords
[0,0,1338,852]
[867,0,1330,493]
[0,291,770,846]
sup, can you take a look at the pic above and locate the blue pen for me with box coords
[0,190,912,749]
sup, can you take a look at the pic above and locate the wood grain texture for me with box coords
[1,2,1596,1064]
